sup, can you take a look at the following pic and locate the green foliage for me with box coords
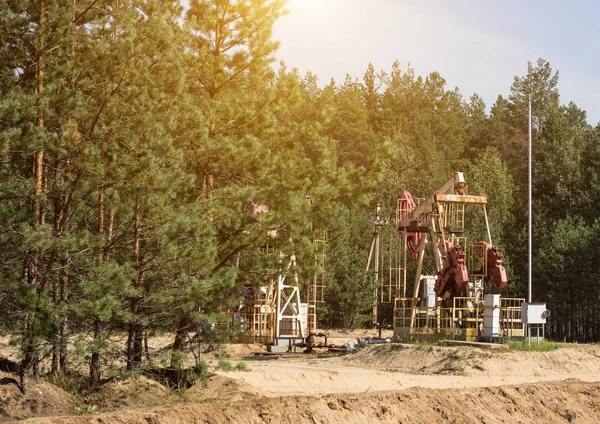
[0,0,597,389]
[320,207,376,328]
[195,359,210,378]
[485,59,598,341]
[509,58,560,132]
[413,339,442,348]
[216,360,233,371]
[234,362,250,372]
[169,350,187,370]
[215,359,250,372]
[75,404,97,415]
[377,61,466,203]
[467,147,515,237]
[184,360,210,388]
[354,314,375,329]
[46,372,88,397]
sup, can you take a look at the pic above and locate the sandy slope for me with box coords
[21,381,599,423]
[6,341,600,423]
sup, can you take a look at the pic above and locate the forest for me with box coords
[1,0,600,392]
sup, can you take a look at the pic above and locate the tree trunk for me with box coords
[127,200,143,370]
[90,319,101,386]
[144,331,149,360]
[59,319,68,374]
[89,188,106,384]
[20,347,34,394]
[51,344,59,375]
[21,0,46,394]
[51,274,59,375]
[104,206,115,260]
[32,357,40,378]
[126,322,135,371]
[171,314,190,368]
[133,327,143,367]
[98,189,104,233]
[126,320,143,371]
[59,266,68,374]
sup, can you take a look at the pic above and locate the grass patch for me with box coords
[75,404,97,415]
[179,360,210,390]
[215,351,231,359]
[234,362,249,372]
[506,339,561,352]
[216,359,233,371]
[45,372,88,397]
[216,359,250,372]
[412,339,442,349]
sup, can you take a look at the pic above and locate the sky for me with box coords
[272,0,600,125]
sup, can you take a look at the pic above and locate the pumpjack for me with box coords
[399,172,507,308]
[365,171,518,341]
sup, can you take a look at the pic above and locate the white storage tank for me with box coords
[421,277,437,308]
[484,294,501,340]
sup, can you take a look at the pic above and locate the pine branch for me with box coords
[73,0,100,25]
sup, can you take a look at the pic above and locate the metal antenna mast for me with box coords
[528,88,532,303]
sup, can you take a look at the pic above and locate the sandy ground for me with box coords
[4,331,600,423]
[215,352,600,397]
[215,340,600,397]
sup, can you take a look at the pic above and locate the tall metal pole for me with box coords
[374,230,380,322]
[528,93,532,304]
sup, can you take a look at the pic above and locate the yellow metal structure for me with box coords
[367,201,408,324]
[307,230,327,332]
[234,286,275,344]
[233,232,327,344]
[393,296,526,342]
